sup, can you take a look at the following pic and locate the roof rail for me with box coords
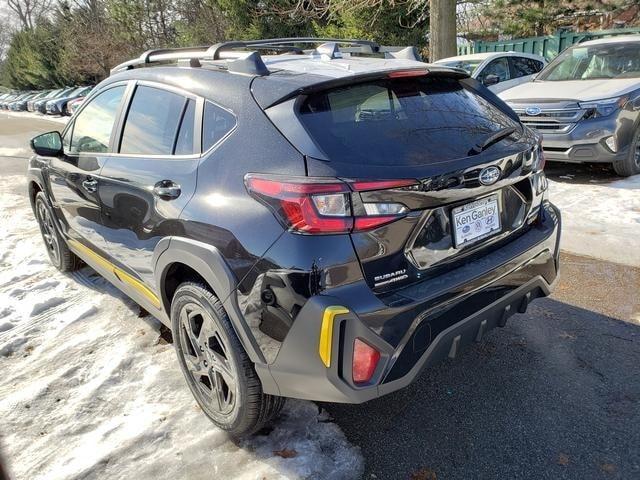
[109,37,422,77]
[206,37,380,60]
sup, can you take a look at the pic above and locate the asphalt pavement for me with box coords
[2,113,639,480]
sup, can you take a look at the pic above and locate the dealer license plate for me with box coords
[452,195,501,247]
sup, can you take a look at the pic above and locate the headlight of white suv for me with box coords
[579,96,628,118]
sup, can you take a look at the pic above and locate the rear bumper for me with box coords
[264,201,561,403]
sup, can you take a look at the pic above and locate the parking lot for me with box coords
[0,111,638,479]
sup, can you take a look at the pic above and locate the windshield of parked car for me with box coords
[538,42,640,80]
[436,59,483,75]
[298,76,520,166]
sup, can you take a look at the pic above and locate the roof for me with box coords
[580,34,640,46]
[227,53,430,79]
[435,51,545,63]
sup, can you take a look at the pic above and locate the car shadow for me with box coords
[545,162,623,186]
[320,298,640,479]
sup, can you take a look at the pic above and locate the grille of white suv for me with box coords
[509,101,586,135]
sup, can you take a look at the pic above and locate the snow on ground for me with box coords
[0,174,363,480]
[5,110,68,126]
[548,174,640,267]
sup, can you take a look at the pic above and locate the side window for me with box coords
[533,60,545,72]
[480,58,511,82]
[174,99,196,155]
[70,86,125,154]
[120,85,187,155]
[202,101,236,151]
[511,57,541,78]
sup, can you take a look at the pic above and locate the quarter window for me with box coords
[70,86,125,154]
[202,101,235,151]
[120,86,187,155]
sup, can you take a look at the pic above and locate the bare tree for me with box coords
[6,0,53,29]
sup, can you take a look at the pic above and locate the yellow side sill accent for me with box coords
[68,238,161,309]
[319,306,349,368]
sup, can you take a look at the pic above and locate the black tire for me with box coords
[34,191,81,272]
[612,128,640,177]
[171,281,285,436]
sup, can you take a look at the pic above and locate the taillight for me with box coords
[245,174,417,235]
[352,338,380,384]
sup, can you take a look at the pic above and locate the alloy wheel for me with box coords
[178,303,236,415]
[36,200,60,265]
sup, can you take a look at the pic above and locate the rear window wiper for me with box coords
[468,126,516,156]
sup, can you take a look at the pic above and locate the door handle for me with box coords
[153,180,181,200]
[82,177,98,193]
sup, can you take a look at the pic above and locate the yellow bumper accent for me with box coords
[319,306,349,368]
[68,238,161,309]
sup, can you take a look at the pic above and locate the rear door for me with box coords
[98,82,201,289]
[47,83,128,253]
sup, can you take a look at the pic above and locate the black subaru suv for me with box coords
[28,38,560,435]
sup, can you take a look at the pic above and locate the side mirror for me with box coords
[31,131,63,157]
[483,74,500,86]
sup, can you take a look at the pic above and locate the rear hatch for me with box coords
[257,72,544,294]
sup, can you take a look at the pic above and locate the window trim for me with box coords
[62,79,236,160]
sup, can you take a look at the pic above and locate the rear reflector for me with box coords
[352,338,381,383]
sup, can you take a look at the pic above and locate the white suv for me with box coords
[435,51,546,93]
[500,35,640,176]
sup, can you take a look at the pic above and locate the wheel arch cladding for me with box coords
[154,236,267,365]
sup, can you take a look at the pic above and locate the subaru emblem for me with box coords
[479,166,501,186]
[525,106,541,116]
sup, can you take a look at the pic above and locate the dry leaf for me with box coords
[600,463,616,474]
[410,467,437,480]
[557,453,570,466]
[273,448,297,459]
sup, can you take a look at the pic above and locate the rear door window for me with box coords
[511,57,543,77]
[174,99,196,155]
[298,76,519,166]
[120,85,187,155]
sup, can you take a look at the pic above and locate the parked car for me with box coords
[1,92,26,110]
[435,52,547,93]
[500,35,640,176]
[7,92,36,111]
[28,38,559,435]
[34,87,75,114]
[46,86,92,115]
[65,96,85,116]
[28,89,61,112]
[12,90,51,112]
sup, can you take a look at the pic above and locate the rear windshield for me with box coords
[298,77,519,166]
